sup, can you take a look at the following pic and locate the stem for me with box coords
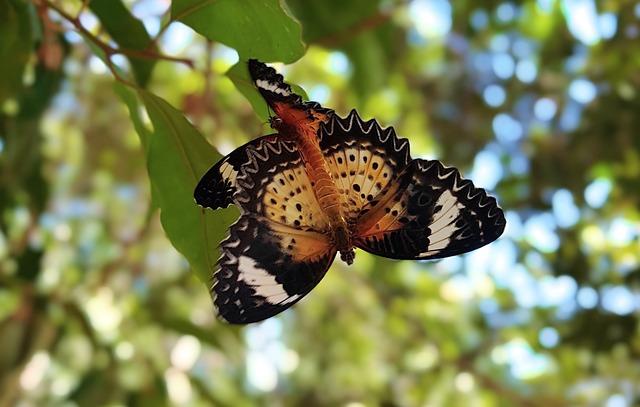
[38,0,194,87]
[316,11,392,47]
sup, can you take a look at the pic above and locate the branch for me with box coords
[315,11,392,47]
[37,0,194,87]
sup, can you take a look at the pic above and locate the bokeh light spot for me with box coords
[577,286,598,309]
[584,178,612,208]
[493,113,523,143]
[534,97,558,121]
[569,78,597,104]
[601,286,637,315]
[552,189,580,228]
[483,84,506,107]
[409,0,452,39]
[515,59,538,83]
[539,327,560,348]
[492,52,516,79]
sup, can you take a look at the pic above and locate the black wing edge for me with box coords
[319,109,413,168]
[247,59,302,106]
[414,159,506,258]
[194,134,278,210]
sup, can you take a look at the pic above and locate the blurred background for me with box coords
[1,0,640,405]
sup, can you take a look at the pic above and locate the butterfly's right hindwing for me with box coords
[355,159,506,259]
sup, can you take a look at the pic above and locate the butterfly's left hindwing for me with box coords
[355,159,506,259]
[214,215,336,324]
[212,137,340,323]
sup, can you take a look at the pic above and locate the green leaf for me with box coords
[286,0,378,43]
[136,90,238,283]
[226,61,308,121]
[113,83,152,150]
[226,61,270,122]
[0,0,34,103]
[89,0,156,87]
[113,82,159,209]
[286,0,401,98]
[171,0,305,63]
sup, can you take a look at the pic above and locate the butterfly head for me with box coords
[268,115,283,130]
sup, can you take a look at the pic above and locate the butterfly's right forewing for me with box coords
[355,159,506,259]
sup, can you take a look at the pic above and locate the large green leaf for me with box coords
[0,0,33,103]
[135,90,238,283]
[171,0,305,63]
[113,82,160,209]
[89,0,156,87]
[113,83,151,150]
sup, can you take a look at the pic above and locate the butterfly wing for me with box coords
[194,134,279,210]
[215,215,336,324]
[213,138,336,323]
[354,159,506,259]
[248,59,303,108]
[318,110,505,260]
[319,110,412,224]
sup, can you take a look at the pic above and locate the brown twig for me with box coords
[37,0,194,87]
[315,11,393,47]
[114,47,194,68]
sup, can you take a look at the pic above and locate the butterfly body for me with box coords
[269,107,355,264]
[194,60,506,324]
[250,59,354,264]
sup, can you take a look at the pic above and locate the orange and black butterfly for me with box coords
[195,60,506,324]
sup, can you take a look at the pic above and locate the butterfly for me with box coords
[195,60,506,324]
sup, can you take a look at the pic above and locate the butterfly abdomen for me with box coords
[298,136,343,216]
[301,143,355,263]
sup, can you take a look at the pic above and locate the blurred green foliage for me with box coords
[1,0,639,406]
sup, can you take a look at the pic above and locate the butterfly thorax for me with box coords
[271,103,356,264]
